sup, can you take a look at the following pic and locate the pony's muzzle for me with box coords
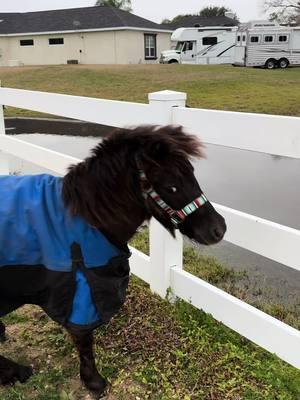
[185,210,227,245]
[209,217,227,243]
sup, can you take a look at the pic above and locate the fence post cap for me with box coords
[148,90,187,102]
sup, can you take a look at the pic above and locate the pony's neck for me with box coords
[62,148,149,248]
[99,215,146,249]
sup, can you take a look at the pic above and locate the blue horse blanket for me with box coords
[0,174,130,329]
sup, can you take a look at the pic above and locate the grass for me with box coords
[0,228,299,399]
[0,64,300,117]
[130,228,300,331]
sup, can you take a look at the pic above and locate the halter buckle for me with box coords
[170,213,185,227]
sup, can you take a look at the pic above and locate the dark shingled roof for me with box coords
[163,15,239,30]
[0,6,171,35]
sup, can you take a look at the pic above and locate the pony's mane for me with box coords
[62,125,203,244]
[92,125,204,162]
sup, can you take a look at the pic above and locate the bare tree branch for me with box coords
[264,0,300,23]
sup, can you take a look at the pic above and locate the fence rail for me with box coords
[0,88,174,127]
[0,88,300,369]
[172,106,300,158]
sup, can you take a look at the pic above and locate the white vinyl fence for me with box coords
[0,88,300,369]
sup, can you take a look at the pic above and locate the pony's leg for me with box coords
[0,320,5,342]
[0,355,33,385]
[68,329,106,397]
[0,301,33,385]
[0,318,32,384]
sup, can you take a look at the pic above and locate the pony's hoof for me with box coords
[0,364,33,385]
[0,334,6,343]
[18,365,33,383]
[82,374,107,399]
[0,322,6,342]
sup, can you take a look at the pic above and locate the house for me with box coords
[0,6,172,66]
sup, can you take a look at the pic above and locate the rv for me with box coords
[234,20,300,69]
[160,26,237,65]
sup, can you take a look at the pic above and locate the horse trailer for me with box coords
[234,20,300,69]
[160,26,237,65]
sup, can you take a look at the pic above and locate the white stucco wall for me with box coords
[114,30,171,64]
[0,38,9,66]
[0,30,172,66]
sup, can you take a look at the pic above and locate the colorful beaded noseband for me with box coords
[137,160,208,228]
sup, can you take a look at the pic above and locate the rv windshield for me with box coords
[175,42,184,51]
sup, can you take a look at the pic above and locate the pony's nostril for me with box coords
[212,227,224,240]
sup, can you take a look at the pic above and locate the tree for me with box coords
[264,0,300,24]
[199,6,238,20]
[161,14,192,24]
[161,7,239,25]
[199,6,230,17]
[161,18,172,24]
[95,0,132,12]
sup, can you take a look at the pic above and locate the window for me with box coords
[250,36,260,43]
[183,41,194,51]
[202,37,217,46]
[264,35,274,43]
[237,35,241,42]
[242,35,246,42]
[49,38,64,45]
[144,34,157,59]
[279,35,288,42]
[175,42,184,51]
[20,39,34,46]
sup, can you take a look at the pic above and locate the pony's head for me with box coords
[132,125,226,245]
[63,125,226,246]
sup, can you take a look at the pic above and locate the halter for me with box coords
[136,159,208,228]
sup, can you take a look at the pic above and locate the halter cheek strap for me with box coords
[137,167,208,228]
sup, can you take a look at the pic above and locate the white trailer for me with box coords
[160,26,237,65]
[234,20,300,69]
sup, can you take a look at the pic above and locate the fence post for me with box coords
[0,90,9,175]
[148,90,187,123]
[148,90,186,298]
[149,221,183,298]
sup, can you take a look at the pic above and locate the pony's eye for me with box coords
[169,186,177,193]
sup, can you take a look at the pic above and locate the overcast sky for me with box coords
[0,0,266,23]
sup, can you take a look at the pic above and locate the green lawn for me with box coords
[1,64,300,117]
[0,65,299,399]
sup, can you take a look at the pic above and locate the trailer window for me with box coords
[264,35,274,43]
[203,37,218,46]
[250,36,260,43]
[278,35,288,42]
